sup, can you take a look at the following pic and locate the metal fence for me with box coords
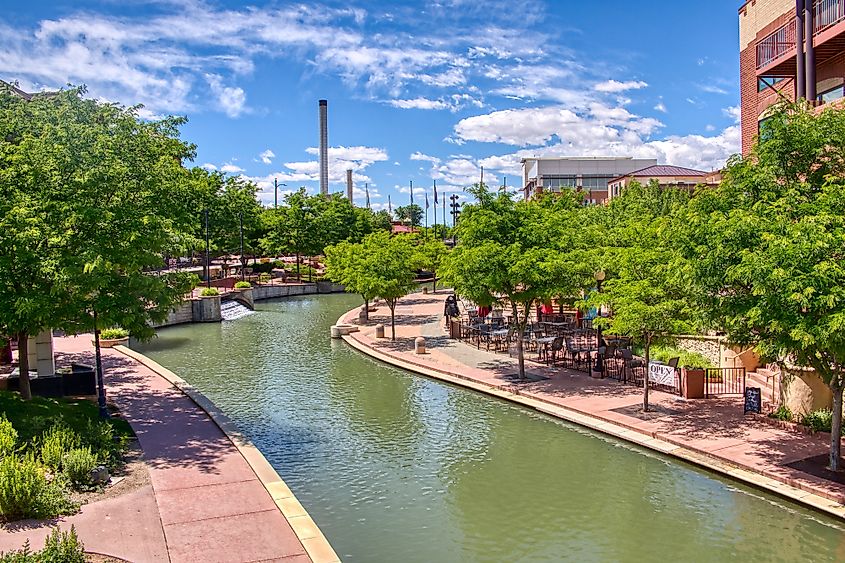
[704,367,746,397]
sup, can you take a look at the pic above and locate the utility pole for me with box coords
[274,178,287,209]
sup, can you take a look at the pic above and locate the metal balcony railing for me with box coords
[756,0,845,69]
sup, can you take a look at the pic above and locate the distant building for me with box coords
[390,221,418,235]
[606,165,722,201]
[521,156,657,203]
[0,79,56,101]
[740,0,845,154]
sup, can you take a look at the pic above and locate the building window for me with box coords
[757,76,785,92]
[542,176,577,192]
[581,176,613,190]
[818,85,845,105]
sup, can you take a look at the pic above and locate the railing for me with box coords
[756,0,845,69]
[704,367,746,397]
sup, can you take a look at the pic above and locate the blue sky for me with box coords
[2,0,741,210]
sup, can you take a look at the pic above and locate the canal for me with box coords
[133,294,845,562]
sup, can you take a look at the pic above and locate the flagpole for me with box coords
[409,180,414,229]
[442,195,446,241]
[425,190,429,236]
[433,180,437,241]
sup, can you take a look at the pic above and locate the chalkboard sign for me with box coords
[744,387,762,414]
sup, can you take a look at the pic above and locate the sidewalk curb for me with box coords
[336,309,845,522]
[114,345,341,563]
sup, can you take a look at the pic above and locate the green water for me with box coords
[133,294,845,562]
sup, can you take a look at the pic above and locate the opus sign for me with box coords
[648,362,676,387]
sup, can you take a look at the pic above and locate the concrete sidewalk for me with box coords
[341,292,845,520]
[2,335,332,563]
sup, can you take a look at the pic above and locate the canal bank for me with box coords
[338,293,845,522]
[20,334,340,563]
[133,293,845,561]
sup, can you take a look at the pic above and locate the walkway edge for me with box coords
[337,311,845,522]
[114,345,341,563]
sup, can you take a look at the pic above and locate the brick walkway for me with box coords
[341,292,845,519]
[1,336,315,563]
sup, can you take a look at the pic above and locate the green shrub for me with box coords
[258,273,271,283]
[0,526,85,563]
[801,409,841,434]
[200,287,219,296]
[0,454,72,520]
[99,327,129,340]
[61,448,97,487]
[82,419,126,467]
[0,415,17,458]
[38,425,80,472]
[40,526,85,563]
[234,281,251,289]
[769,404,793,422]
[634,345,715,369]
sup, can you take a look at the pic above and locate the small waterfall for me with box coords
[220,300,254,321]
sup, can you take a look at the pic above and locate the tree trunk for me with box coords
[830,380,843,471]
[362,297,370,322]
[512,302,525,380]
[390,303,396,341]
[296,253,301,280]
[642,337,651,413]
[432,270,436,294]
[17,333,32,401]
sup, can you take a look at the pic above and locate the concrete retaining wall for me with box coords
[154,283,346,328]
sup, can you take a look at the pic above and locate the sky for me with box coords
[2,0,742,211]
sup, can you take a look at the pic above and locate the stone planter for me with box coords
[96,337,129,348]
[681,368,705,399]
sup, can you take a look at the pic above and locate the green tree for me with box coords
[585,181,695,411]
[359,231,417,339]
[0,87,198,400]
[412,238,450,293]
[325,240,376,322]
[680,102,845,469]
[394,204,422,226]
[261,188,322,279]
[443,186,590,379]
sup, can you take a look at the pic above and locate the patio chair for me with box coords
[667,357,680,369]
[621,349,644,385]
[548,337,564,365]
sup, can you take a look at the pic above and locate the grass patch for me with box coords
[0,391,132,446]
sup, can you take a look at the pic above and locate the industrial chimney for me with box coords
[319,100,329,196]
[346,169,354,204]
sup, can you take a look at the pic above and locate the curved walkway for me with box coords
[2,335,337,563]
[340,292,845,521]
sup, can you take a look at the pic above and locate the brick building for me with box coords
[740,0,845,154]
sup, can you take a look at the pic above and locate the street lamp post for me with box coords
[239,212,245,281]
[274,178,287,209]
[593,270,606,374]
[449,194,461,245]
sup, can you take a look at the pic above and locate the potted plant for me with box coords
[200,287,220,297]
[234,281,252,290]
[97,327,129,348]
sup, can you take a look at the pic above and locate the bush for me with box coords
[0,526,85,563]
[0,454,70,520]
[38,425,80,472]
[62,448,97,486]
[99,327,128,340]
[82,419,125,467]
[801,409,841,434]
[200,287,219,296]
[769,404,793,422]
[234,281,251,289]
[258,273,271,283]
[635,345,714,369]
[0,415,17,458]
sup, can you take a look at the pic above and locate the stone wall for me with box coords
[674,335,724,366]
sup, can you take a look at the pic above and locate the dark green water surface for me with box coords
[133,294,845,562]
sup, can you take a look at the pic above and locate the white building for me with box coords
[521,156,657,203]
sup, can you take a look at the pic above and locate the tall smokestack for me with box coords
[319,99,329,196]
[346,169,354,204]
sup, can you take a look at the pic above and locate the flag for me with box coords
[410,180,414,205]
[434,180,438,204]
[388,194,392,215]
[425,191,429,209]
[365,183,370,209]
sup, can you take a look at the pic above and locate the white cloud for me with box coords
[723,105,741,123]
[654,101,667,113]
[206,73,246,117]
[698,84,729,95]
[201,163,218,171]
[388,97,450,110]
[220,163,245,174]
[257,149,275,165]
[594,80,648,93]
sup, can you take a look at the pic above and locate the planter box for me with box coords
[95,337,129,348]
[681,368,705,399]
[62,363,97,396]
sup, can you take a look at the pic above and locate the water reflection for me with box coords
[134,294,844,562]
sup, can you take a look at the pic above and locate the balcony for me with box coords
[756,0,845,73]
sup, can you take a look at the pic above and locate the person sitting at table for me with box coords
[477,305,491,319]
[540,301,554,321]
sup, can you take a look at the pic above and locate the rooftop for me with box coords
[611,165,710,181]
